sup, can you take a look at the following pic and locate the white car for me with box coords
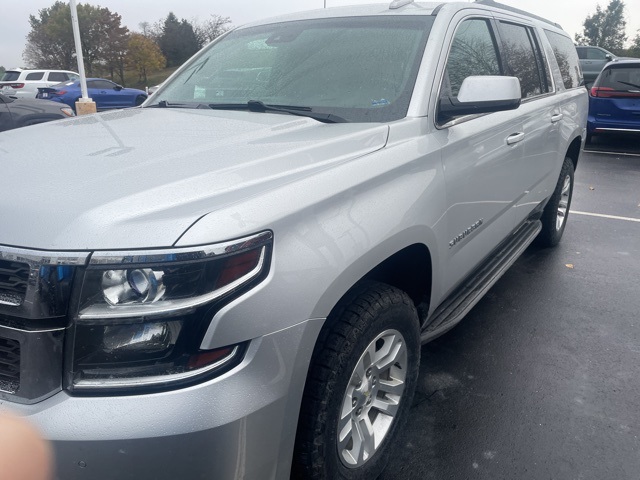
[0,69,79,98]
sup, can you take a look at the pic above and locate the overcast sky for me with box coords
[2,0,639,69]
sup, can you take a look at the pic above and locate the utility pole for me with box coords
[69,0,96,115]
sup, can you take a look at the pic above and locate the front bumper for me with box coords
[3,317,323,480]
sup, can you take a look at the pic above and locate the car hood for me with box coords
[0,108,388,250]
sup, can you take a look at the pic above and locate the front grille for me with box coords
[0,338,20,394]
[0,260,29,307]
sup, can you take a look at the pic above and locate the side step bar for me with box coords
[420,219,542,343]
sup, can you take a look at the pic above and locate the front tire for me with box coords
[536,156,575,247]
[293,282,420,480]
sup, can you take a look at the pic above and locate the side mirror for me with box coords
[114,85,123,91]
[605,54,613,61]
[439,76,521,123]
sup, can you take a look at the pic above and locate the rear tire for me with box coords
[292,282,420,480]
[536,156,575,248]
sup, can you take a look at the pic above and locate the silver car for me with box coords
[0,1,586,479]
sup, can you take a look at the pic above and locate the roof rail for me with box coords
[389,0,414,10]
[474,0,562,29]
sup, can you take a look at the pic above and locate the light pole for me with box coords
[69,0,96,114]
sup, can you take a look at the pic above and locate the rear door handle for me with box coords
[506,132,525,145]
[551,113,564,123]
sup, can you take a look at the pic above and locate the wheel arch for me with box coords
[566,135,582,170]
[311,227,435,326]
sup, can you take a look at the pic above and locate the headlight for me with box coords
[67,231,272,393]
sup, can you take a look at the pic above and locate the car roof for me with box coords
[604,59,640,67]
[239,1,564,34]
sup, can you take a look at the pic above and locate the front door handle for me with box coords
[551,113,564,123]
[506,132,525,145]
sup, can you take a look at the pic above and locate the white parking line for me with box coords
[572,210,640,223]
[583,149,640,157]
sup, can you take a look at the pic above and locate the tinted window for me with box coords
[25,72,45,81]
[48,72,69,82]
[1,71,21,81]
[596,65,640,92]
[587,48,608,60]
[88,80,116,89]
[498,22,548,98]
[544,31,581,89]
[152,16,434,123]
[443,18,501,98]
[576,47,587,60]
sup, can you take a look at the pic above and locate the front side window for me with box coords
[544,30,581,89]
[442,18,501,99]
[498,22,549,98]
[150,16,434,123]
[88,80,116,89]
[587,48,609,60]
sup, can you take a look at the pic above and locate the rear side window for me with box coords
[443,18,501,98]
[48,72,69,82]
[25,72,45,81]
[497,22,550,98]
[1,71,20,81]
[576,48,587,60]
[544,30,581,89]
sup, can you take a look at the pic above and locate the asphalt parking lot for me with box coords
[381,136,640,480]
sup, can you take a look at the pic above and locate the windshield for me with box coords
[149,16,434,123]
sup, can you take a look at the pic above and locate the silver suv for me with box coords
[0,1,586,479]
[0,68,79,98]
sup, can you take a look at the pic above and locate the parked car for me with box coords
[0,68,79,98]
[0,1,586,480]
[0,92,74,131]
[576,45,619,84]
[36,78,147,111]
[587,58,640,142]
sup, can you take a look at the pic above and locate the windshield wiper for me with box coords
[149,100,212,109]
[616,80,640,90]
[208,100,347,123]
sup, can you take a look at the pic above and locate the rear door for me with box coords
[492,16,561,226]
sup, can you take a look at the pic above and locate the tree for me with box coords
[631,31,640,57]
[575,0,627,51]
[192,15,232,48]
[23,2,129,74]
[126,33,166,84]
[24,1,75,70]
[158,13,200,67]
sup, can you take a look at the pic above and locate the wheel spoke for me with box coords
[377,377,405,396]
[373,334,405,372]
[372,396,400,417]
[354,416,375,463]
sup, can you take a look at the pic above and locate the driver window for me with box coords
[442,19,501,99]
